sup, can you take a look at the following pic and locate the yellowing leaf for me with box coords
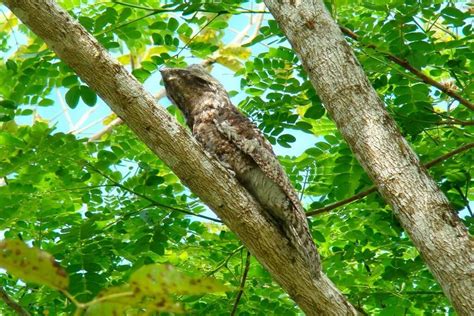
[0,239,69,290]
[117,54,132,66]
[0,13,18,33]
[179,28,220,46]
[215,56,243,72]
[129,264,229,296]
[219,45,251,60]
[84,301,128,316]
[85,285,137,316]
[143,46,168,60]
[102,113,118,125]
[178,251,189,261]
[85,264,226,315]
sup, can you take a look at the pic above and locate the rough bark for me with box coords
[263,0,473,314]
[3,1,359,314]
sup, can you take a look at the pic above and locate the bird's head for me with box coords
[160,64,224,118]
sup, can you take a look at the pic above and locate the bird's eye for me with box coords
[192,76,209,87]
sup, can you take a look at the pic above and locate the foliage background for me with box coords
[0,0,472,314]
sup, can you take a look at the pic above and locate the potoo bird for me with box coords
[160,65,320,274]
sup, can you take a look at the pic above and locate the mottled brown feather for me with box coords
[160,65,320,275]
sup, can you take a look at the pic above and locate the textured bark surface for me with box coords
[3,1,360,314]
[263,0,473,314]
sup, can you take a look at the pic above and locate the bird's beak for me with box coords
[159,67,170,79]
[160,67,182,83]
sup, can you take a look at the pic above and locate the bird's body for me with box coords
[160,65,320,275]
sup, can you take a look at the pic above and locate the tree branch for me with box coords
[339,26,474,111]
[307,142,474,217]
[230,251,251,316]
[207,245,245,276]
[111,1,269,15]
[0,287,30,316]
[4,2,358,313]
[265,1,472,312]
[437,119,474,126]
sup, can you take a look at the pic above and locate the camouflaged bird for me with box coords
[160,64,320,274]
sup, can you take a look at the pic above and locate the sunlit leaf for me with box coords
[0,239,69,290]
[129,264,229,296]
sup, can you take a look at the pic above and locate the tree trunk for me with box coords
[3,1,360,314]
[263,0,473,314]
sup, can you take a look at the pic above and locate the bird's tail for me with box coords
[287,205,321,277]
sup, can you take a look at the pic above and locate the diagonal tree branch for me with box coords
[264,1,473,313]
[4,1,359,314]
[307,142,474,216]
[339,26,474,111]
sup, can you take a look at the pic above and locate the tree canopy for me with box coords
[0,0,472,315]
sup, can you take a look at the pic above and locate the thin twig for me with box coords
[0,10,19,46]
[88,117,122,142]
[437,119,474,126]
[69,107,97,134]
[112,1,268,15]
[56,88,74,129]
[207,245,244,276]
[306,142,474,216]
[71,116,106,135]
[299,168,310,201]
[0,287,30,316]
[174,12,222,59]
[87,163,222,223]
[95,10,158,36]
[229,3,265,46]
[243,3,265,46]
[454,186,473,217]
[424,142,474,168]
[230,250,251,316]
[339,26,474,111]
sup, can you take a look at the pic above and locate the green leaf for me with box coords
[80,85,98,107]
[304,105,325,119]
[145,175,164,186]
[132,68,151,83]
[38,98,54,106]
[5,59,17,73]
[177,23,193,37]
[62,75,79,87]
[441,6,466,20]
[278,134,296,143]
[65,85,80,108]
[0,100,17,109]
[209,20,228,29]
[0,132,24,147]
[118,8,132,22]
[405,32,426,41]
[152,33,164,45]
[0,240,69,290]
[130,264,229,296]
[312,231,326,243]
[167,18,179,31]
